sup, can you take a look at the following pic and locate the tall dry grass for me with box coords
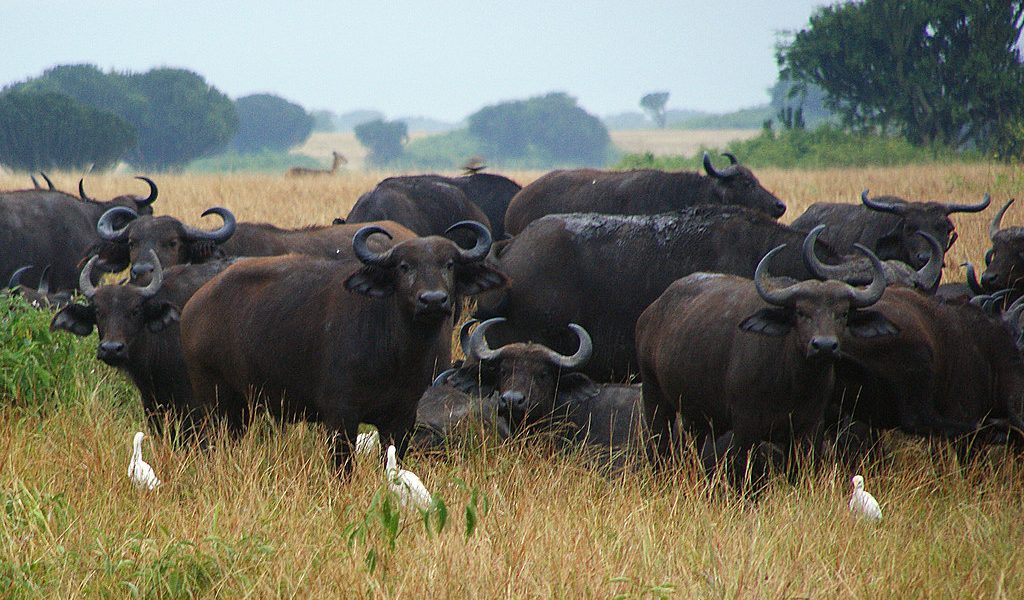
[2,163,1024,596]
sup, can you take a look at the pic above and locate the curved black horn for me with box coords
[30,175,40,190]
[96,206,138,242]
[467,317,508,362]
[134,176,158,207]
[8,266,32,290]
[431,368,457,387]
[963,262,984,295]
[801,225,848,281]
[911,232,944,293]
[138,249,163,298]
[457,319,479,357]
[78,256,99,299]
[943,193,990,214]
[1004,296,1024,325]
[40,172,54,191]
[351,226,395,267]
[540,323,593,370]
[78,178,91,201]
[985,248,994,266]
[722,152,738,165]
[445,220,492,263]
[703,152,737,179]
[37,265,51,296]
[846,244,888,308]
[990,199,1015,241]
[754,245,799,307]
[183,207,236,244]
[860,189,905,215]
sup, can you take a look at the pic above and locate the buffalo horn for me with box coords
[432,368,457,387]
[985,248,994,266]
[457,319,479,357]
[138,249,163,298]
[466,317,508,362]
[30,175,40,190]
[37,265,51,295]
[97,206,139,242]
[1004,296,1024,324]
[8,266,33,290]
[722,152,738,165]
[183,207,236,244]
[446,220,492,263]
[134,176,158,207]
[40,172,55,191]
[860,189,905,215]
[845,244,887,308]
[943,193,990,214]
[703,152,737,179]
[540,323,593,370]
[754,245,799,306]
[78,178,91,201]
[963,262,984,295]
[801,225,847,281]
[78,256,99,299]
[351,226,395,266]
[990,199,1016,241]
[911,231,944,293]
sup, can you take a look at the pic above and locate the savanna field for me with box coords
[3,162,1024,597]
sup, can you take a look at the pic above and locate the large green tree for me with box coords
[640,92,670,128]
[778,0,1024,153]
[0,90,136,171]
[231,93,314,153]
[354,119,408,166]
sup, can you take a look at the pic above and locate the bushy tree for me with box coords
[310,109,337,132]
[640,92,670,128]
[468,92,610,166]
[354,119,408,166]
[0,90,136,171]
[231,94,314,153]
[778,1,1024,154]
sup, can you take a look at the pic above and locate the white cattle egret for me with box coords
[356,430,380,455]
[128,431,161,490]
[849,475,881,521]
[385,444,431,510]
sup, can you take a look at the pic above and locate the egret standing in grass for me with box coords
[356,430,380,456]
[849,475,881,521]
[385,444,431,510]
[128,431,161,490]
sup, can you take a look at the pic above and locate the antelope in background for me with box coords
[288,151,347,177]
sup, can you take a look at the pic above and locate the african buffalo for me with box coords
[50,251,237,436]
[635,242,893,479]
[415,173,521,240]
[179,221,507,474]
[346,176,492,243]
[791,189,990,268]
[8,265,72,309]
[0,176,158,292]
[502,152,786,236]
[980,199,1024,297]
[474,206,847,382]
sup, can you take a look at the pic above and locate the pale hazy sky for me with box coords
[1,1,827,122]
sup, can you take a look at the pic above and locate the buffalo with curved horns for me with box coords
[7,265,72,309]
[979,199,1024,299]
[180,221,508,475]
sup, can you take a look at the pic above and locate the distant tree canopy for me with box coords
[0,89,136,171]
[310,109,337,132]
[468,92,610,166]
[231,94,314,153]
[354,119,408,166]
[13,63,238,170]
[778,1,1024,156]
[640,92,670,128]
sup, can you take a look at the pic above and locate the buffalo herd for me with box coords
[4,155,1023,487]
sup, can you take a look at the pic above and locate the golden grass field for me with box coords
[2,163,1024,597]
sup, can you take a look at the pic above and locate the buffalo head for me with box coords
[79,176,159,217]
[703,152,786,218]
[981,199,1024,293]
[344,220,507,322]
[8,265,72,309]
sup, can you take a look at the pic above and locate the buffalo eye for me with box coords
[445,259,455,271]
[164,239,178,248]
[398,262,411,274]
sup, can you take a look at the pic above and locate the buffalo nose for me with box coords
[131,262,154,279]
[916,251,932,266]
[981,271,999,288]
[97,340,127,363]
[774,200,787,217]
[499,391,527,414]
[809,336,839,357]
[417,290,449,309]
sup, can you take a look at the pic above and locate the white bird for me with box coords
[128,431,161,490]
[356,430,380,456]
[849,475,882,521]
[385,444,432,510]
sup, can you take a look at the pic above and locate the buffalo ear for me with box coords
[456,264,508,296]
[145,301,181,333]
[344,266,395,298]
[739,308,793,337]
[50,304,96,336]
[447,361,498,397]
[187,240,217,262]
[556,372,600,406]
[846,309,900,339]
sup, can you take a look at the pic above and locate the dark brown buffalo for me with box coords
[635,243,894,478]
[50,251,237,436]
[0,176,158,291]
[96,205,414,283]
[179,221,507,474]
[980,199,1024,298]
[7,265,72,309]
[834,287,1024,447]
[474,206,846,382]
[791,189,990,268]
[502,152,786,236]
[346,176,492,244]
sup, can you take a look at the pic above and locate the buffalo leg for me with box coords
[640,375,675,465]
[376,409,418,461]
